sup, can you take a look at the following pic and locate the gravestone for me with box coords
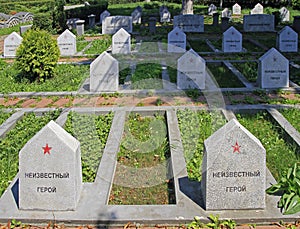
[177,49,205,89]
[149,17,157,34]
[201,119,266,210]
[88,14,95,28]
[250,3,263,14]
[232,3,241,15]
[76,20,85,36]
[20,25,32,35]
[168,27,186,53]
[160,7,171,23]
[279,7,290,22]
[102,16,133,34]
[90,51,119,92]
[212,13,219,26]
[4,32,23,57]
[19,120,82,211]
[100,10,110,25]
[173,15,204,33]
[243,14,275,32]
[277,26,298,52]
[293,16,300,32]
[222,26,242,52]
[221,8,231,18]
[221,17,230,31]
[208,4,217,16]
[258,48,289,88]
[57,29,77,56]
[131,7,142,24]
[66,18,80,30]
[112,28,131,54]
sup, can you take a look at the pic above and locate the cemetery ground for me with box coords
[0,2,300,228]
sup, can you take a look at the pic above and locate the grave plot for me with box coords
[138,41,160,53]
[187,39,213,52]
[279,108,300,132]
[242,39,262,52]
[290,63,300,85]
[83,36,112,55]
[64,111,114,182]
[76,37,90,52]
[0,110,61,196]
[207,62,245,88]
[177,109,226,181]
[109,112,175,205]
[232,61,258,83]
[235,110,299,181]
[0,110,13,126]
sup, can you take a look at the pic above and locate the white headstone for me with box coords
[277,26,298,53]
[90,51,119,92]
[160,7,171,23]
[100,10,110,25]
[102,16,133,34]
[208,4,217,16]
[250,3,263,14]
[131,8,142,24]
[232,3,241,15]
[222,26,242,52]
[112,28,131,54]
[201,119,266,210]
[279,7,290,22]
[57,29,77,56]
[177,49,205,89]
[221,8,231,18]
[19,120,82,211]
[243,14,275,32]
[174,15,204,33]
[168,27,186,53]
[4,32,23,58]
[258,48,289,88]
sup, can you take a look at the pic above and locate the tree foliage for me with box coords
[16,29,60,83]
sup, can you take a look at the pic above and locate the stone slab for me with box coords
[100,10,110,25]
[168,27,186,53]
[112,28,131,54]
[222,26,242,53]
[4,32,23,57]
[277,26,298,53]
[250,3,263,14]
[279,7,290,22]
[243,14,275,32]
[232,3,241,15]
[173,15,204,33]
[102,16,133,34]
[201,119,266,210]
[19,120,82,211]
[57,29,77,56]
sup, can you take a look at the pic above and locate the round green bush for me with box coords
[16,29,60,82]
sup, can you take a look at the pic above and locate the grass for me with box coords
[279,108,300,133]
[207,63,245,88]
[0,110,12,125]
[177,109,226,181]
[188,39,212,52]
[84,35,112,54]
[0,61,89,93]
[109,113,175,205]
[167,66,177,84]
[232,62,258,82]
[236,111,299,181]
[290,65,300,85]
[64,112,114,182]
[243,39,263,52]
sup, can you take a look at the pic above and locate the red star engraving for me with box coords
[42,144,52,155]
[232,141,241,153]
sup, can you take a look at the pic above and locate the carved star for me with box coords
[42,144,52,155]
[232,141,241,153]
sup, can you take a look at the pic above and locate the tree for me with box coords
[182,0,193,14]
[52,0,67,33]
[16,29,60,82]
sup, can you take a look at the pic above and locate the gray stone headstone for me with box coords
[293,16,300,32]
[76,20,85,36]
[149,17,157,34]
[201,119,266,210]
[173,15,204,33]
[258,48,289,88]
[243,14,275,32]
[90,51,119,92]
[160,7,171,23]
[4,32,23,58]
[102,16,133,35]
[279,7,290,22]
[20,25,32,36]
[221,8,231,18]
[88,14,95,28]
[19,120,82,211]
[168,27,186,53]
[222,26,242,52]
[208,4,217,16]
[177,49,205,89]
[250,3,263,14]
[112,28,131,54]
[131,8,142,24]
[100,10,110,25]
[57,29,77,56]
[212,13,219,26]
[277,26,298,53]
[66,18,80,30]
[232,3,241,15]
[221,17,230,31]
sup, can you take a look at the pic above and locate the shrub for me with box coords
[32,13,53,32]
[15,29,60,82]
[292,0,300,9]
[52,0,67,33]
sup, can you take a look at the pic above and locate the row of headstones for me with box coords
[17,110,266,211]
[90,45,291,92]
[210,3,290,22]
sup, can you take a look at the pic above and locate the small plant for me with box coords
[156,98,163,106]
[266,163,300,215]
[187,215,236,229]
[10,219,22,229]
